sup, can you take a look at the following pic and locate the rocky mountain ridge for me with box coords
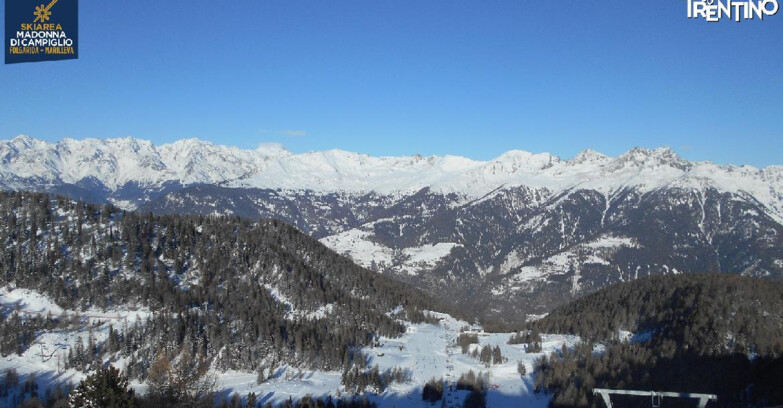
[3,136,783,320]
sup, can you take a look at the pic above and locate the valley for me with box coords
[0,286,580,408]
[1,139,783,407]
[2,137,783,320]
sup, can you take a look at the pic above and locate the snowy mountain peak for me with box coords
[10,134,46,150]
[617,146,688,167]
[490,150,559,171]
[255,142,290,157]
[12,134,33,144]
[1,136,782,221]
[570,148,610,165]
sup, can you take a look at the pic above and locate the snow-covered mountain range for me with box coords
[3,135,783,319]
[2,135,782,217]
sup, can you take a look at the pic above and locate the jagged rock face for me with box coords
[2,136,783,321]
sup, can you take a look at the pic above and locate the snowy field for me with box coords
[320,227,461,276]
[212,312,578,407]
[0,287,579,407]
[0,287,152,403]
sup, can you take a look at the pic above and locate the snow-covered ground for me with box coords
[0,288,580,407]
[320,227,460,276]
[262,283,336,320]
[0,288,150,324]
[492,234,640,296]
[213,312,578,407]
[0,287,152,405]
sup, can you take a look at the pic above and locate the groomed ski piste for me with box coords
[1,287,580,408]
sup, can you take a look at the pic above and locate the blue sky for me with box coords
[2,1,782,166]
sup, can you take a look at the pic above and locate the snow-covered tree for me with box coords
[68,365,135,408]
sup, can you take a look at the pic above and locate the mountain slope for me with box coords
[0,191,441,377]
[2,136,782,219]
[3,136,783,320]
[136,182,783,320]
[527,274,783,407]
[531,273,783,353]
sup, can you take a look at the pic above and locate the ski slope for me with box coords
[213,312,578,407]
[0,288,580,407]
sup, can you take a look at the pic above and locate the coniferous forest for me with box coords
[527,274,783,407]
[0,191,444,383]
[3,191,783,408]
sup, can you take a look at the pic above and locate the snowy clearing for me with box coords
[320,228,460,276]
[0,288,577,407]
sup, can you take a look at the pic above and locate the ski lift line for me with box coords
[593,388,717,408]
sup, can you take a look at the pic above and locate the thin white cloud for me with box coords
[280,129,307,137]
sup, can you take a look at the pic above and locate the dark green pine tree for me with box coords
[68,365,136,408]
